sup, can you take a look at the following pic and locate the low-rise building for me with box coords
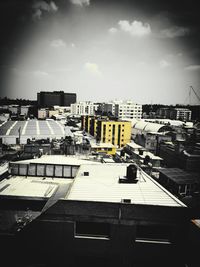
[90,142,116,155]
[0,156,192,266]
[158,168,200,198]
[125,142,163,168]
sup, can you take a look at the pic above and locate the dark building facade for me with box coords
[37,91,76,107]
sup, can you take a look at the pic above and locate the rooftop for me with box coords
[67,164,185,207]
[0,176,72,198]
[0,119,68,137]
[159,168,200,184]
[91,142,116,148]
[14,155,100,166]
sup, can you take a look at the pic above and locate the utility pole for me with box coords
[18,127,21,145]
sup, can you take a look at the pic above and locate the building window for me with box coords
[135,225,172,244]
[74,221,110,239]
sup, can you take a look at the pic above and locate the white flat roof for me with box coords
[136,151,163,160]
[14,155,101,166]
[0,176,73,198]
[91,142,116,148]
[127,142,143,149]
[67,164,185,207]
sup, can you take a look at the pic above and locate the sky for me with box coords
[0,0,200,105]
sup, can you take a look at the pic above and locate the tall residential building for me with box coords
[71,102,98,116]
[37,91,76,107]
[96,119,131,148]
[114,100,142,120]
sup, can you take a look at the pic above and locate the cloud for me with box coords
[33,70,49,76]
[118,20,151,37]
[32,1,58,20]
[32,9,42,20]
[109,28,118,34]
[184,65,200,71]
[70,0,90,6]
[50,1,58,12]
[84,62,102,76]
[159,60,171,68]
[160,26,190,38]
[50,39,66,48]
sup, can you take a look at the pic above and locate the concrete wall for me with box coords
[15,199,190,266]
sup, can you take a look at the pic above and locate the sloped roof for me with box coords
[134,121,172,133]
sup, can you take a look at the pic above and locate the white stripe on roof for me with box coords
[36,120,40,135]
[6,121,17,135]
[55,121,65,135]
[46,120,54,135]
[22,121,28,135]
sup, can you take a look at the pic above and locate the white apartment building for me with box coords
[170,108,192,121]
[114,100,142,120]
[71,102,98,116]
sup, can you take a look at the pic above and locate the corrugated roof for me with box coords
[134,121,149,131]
[159,168,200,184]
[0,120,68,138]
[67,164,185,207]
[134,121,172,133]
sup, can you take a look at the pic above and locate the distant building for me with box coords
[157,107,192,121]
[96,119,131,148]
[71,102,98,116]
[38,109,48,119]
[125,142,163,168]
[159,140,200,171]
[170,108,192,121]
[82,116,131,148]
[98,100,142,120]
[37,91,76,107]
[99,102,116,115]
[8,105,19,115]
[0,120,68,145]
[132,120,173,153]
[115,101,142,120]
[20,106,30,117]
[158,168,200,198]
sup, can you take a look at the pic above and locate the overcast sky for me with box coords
[0,0,200,104]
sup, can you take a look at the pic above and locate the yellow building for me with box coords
[96,120,131,148]
[82,116,131,148]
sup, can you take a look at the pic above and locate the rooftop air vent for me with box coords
[119,164,138,184]
[121,199,131,204]
[126,164,137,181]
[83,171,89,176]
